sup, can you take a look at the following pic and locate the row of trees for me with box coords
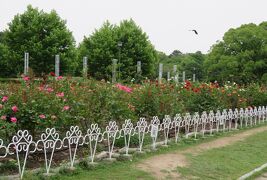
[0,5,158,80]
[0,5,267,84]
[158,50,205,81]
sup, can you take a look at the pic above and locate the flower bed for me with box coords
[0,75,267,140]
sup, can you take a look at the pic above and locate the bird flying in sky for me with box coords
[189,29,198,35]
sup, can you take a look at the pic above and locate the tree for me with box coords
[78,21,117,80]
[205,22,267,83]
[78,19,158,81]
[0,42,12,77]
[168,50,182,58]
[0,32,4,43]
[2,5,77,77]
[179,51,205,81]
[116,19,158,80]
[158,50,205,81]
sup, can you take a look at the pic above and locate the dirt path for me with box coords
[256,173,267,180]
[136,126,267,179]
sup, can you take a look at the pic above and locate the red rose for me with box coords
[50,72,55,76]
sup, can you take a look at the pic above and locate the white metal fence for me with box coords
[0,106,266,179]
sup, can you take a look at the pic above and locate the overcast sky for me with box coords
[0,0,266,54]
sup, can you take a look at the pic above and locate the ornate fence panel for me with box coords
[84,124,102,163]
[244,108,249,127]
[228,109,233,130]
[63,126,83,168]
[240,108,244,128]
[7,130,36,179]
[135,118,148,152]
[162,115,172,145]
[172,114,183,142]
[201,111,207,137]
[249,108,254,126]
[103,121,120,159]
[36,128,62,174]
[149,116,160,149]
[215,110,222,132]
[192,112,200,139]
[263,106,267,122]
[222,109,227,132]
[234,108,239,129]
[0,139,7,158]
[184,113,192,138]
[121,119,134,155]
[208,110,215,135]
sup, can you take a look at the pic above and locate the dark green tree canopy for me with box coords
[78,21,117,79]
[1,5,77,77]
[158,50,205,81]
[169,50,182,58]
[78,19,158,81]
[205,22,267,83]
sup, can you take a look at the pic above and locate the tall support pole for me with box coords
[55,55,60,77]
[182,71,186,82]
[159,63,163,84]
[24,52,29,75]
[193,67,196,82]
[112,59,118,83]
[83,57,88,78]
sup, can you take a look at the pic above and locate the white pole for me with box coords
[159,63,163,83]
[83,57,88,78]
[55,55,60,77]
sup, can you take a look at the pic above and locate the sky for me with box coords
[0,0,266,54]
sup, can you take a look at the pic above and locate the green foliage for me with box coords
[114,134,151,148]
[205,22,267,84]
[0,159,17,175]
[116,19,158,81]
[0,43,12,77]
[78,19,158,81]
[78,21,117,80]
[1,5,77,77]
[158,50,205,81]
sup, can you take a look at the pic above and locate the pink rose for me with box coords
[39,114,46,119]
[56,76,63,80]
[56,92,64,97]
[38,86,44,91]
[2,96,8,102]
[12,106,19,113]
[46,87,54,93]
[23,76,30,81]
[11,117,17,123]
[1,115,6,120]
[63,106,70,111]
[116,84,132,93]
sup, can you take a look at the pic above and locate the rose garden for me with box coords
[1,4,267,180]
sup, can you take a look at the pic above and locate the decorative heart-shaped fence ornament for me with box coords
[84,124,102,163]
[36,128,62,174]
[8,130,36,179]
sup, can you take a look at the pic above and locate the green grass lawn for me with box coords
[21,125,267,180]
[177,130,267,179]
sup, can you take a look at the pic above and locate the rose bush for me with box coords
[0,75,267,140]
